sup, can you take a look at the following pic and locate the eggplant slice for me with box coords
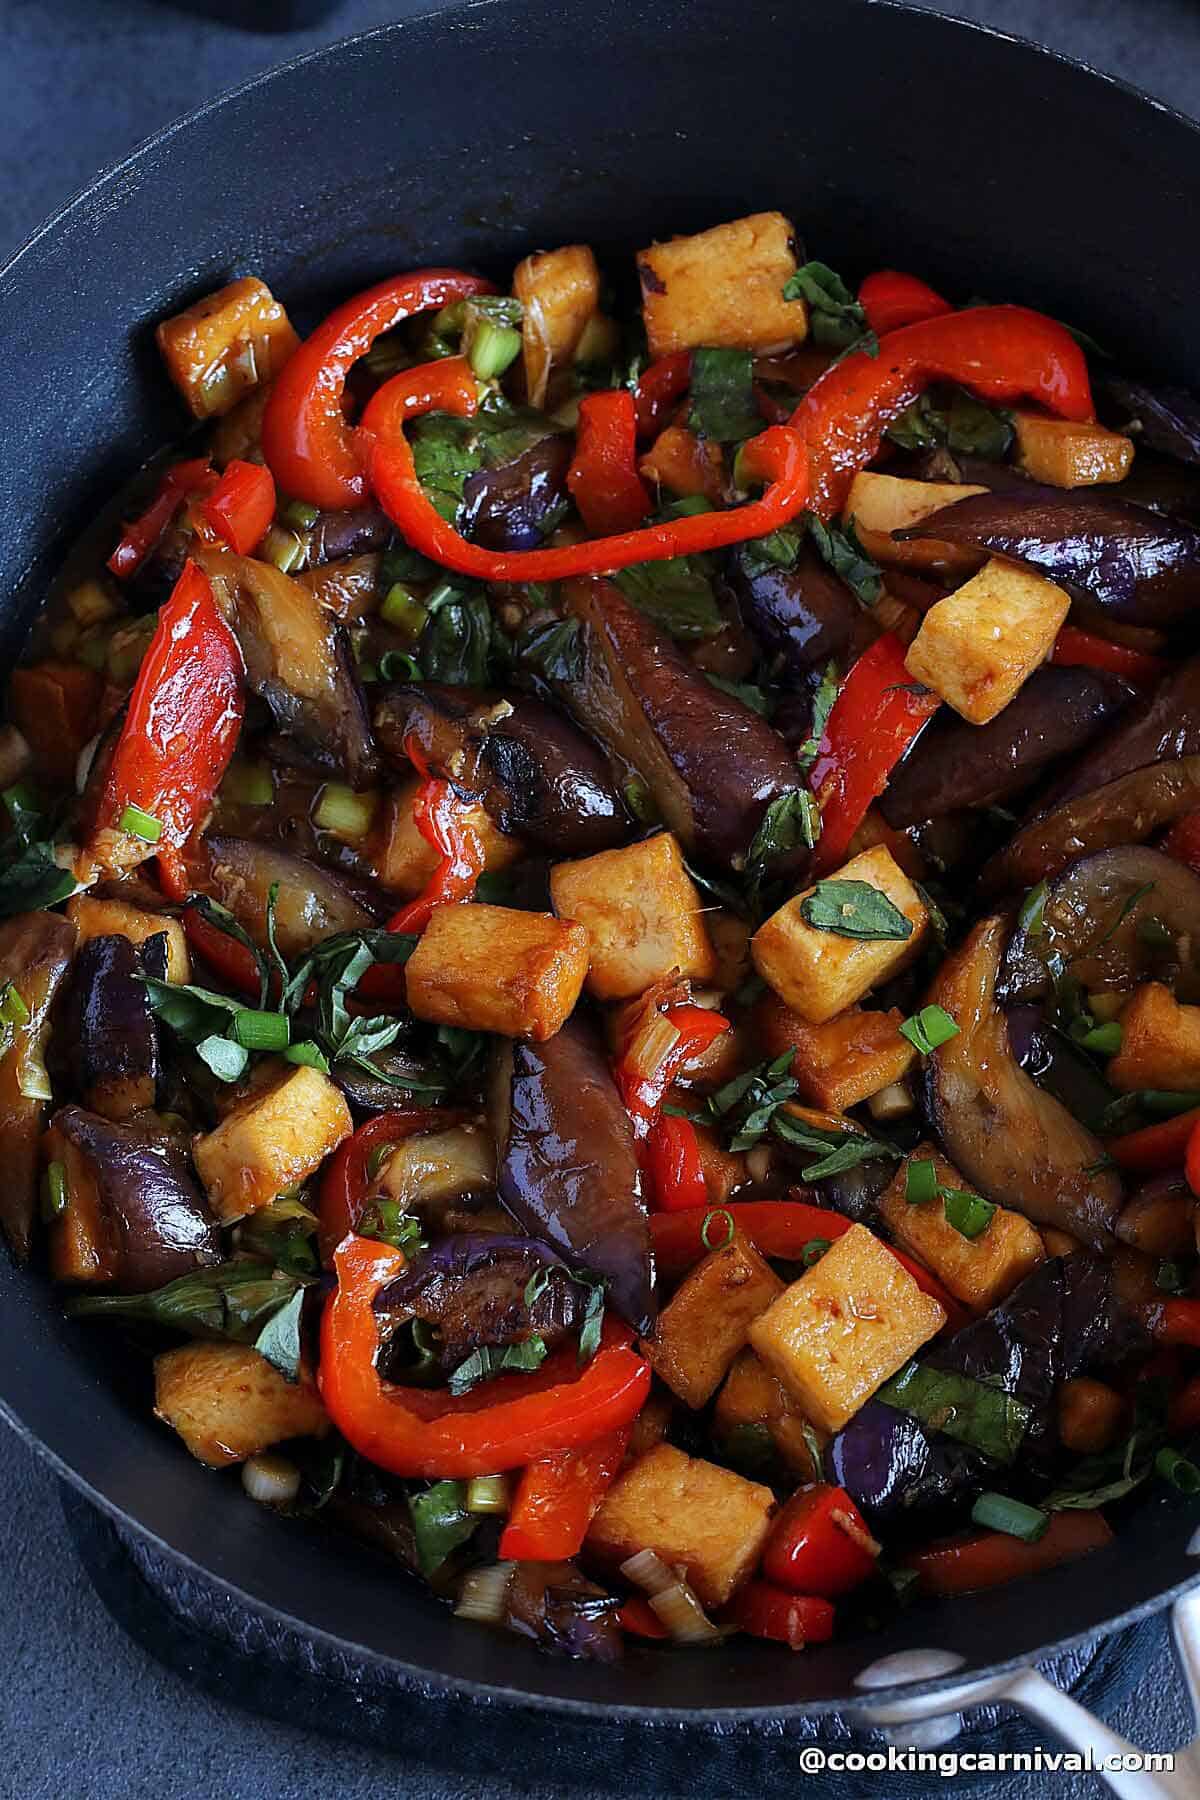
[55,932,166,1121]
[193,835,375,957]
[0,910,77,1258]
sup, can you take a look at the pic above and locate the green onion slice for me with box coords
[118,804,162,843]
[970,1491,1049,1541]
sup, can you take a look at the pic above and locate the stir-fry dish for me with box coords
[10,211,1200,1659]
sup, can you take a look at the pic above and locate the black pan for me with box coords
[2,0,1200,1725]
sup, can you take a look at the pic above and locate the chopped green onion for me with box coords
[1143,1091,1200,1117]
[465,1474,511,1515]
[0,983,30,1027]
[118,804,162,843]
[313,783,379,842]
[261,525,304,573]
[222,760,274,807]
[701,1208,735,1252]
[1156,1447,1200,1494]
[623,778,657,823]
[970,1491,1049,1542]
[942,1187,996,1240]
[1079,1021,1122,1056]
[282,499,320,530]
[378,649,424,683]
[801,1237,831,1267]
[231,1010,291,1052]
[284,1040,330,1072]
[905,1158,938,1206]
[898,1004,960,1055]
[380,582,429,639]
[41,1159,68,1222]
[467,319,522,381]
[1017,881,1048,938]
[664,495,713,518]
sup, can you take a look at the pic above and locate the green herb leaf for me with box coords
[807,513,883,607]
[518,616,584,683]
[409,1480,478,1577]
[796,660,841,771]
[358,1198,424,1254]
[253,1287,305,1383]
[66,1260,307,1342]
[615,556,724,641]
[284,1040,331,1072]
[783,261,871,351]
[771,1111,901,1181]
[898,1004,960,1056]
[1045,1379,1169,1510]
[420,587,506,687]
[195,1034,251,1083]
[447,1336,549,1396]
[885,387,1014,461]
[705,673,773,717]
[702,1049,799,1152]
[800,879,913,941]
[744,789,820,916]
[0,842,79,916]
[1018,881,1049,939]
[577,1279,606,1365]
[687,347,760,443]
[739,524,805,576]
[878,1361,1032,1463]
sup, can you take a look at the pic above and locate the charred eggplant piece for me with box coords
[829,1399,985,1532]
[491,1013,654,1331]
[984,755,1200,893]
[0,911,76,1258]
[461,435,572,551]
[1001,847,1200,1004]
[55,932,166,1121]
[305,506,392,566]
[924,918,1122,1249]
[879,667,1134,828]
[1038,654,1200,812]
[1005,1005,1115,1130]
[1101,374,1200,468]
[51,1105,219,1291]
[505,1561,623,1661]
[202,550,376,786]
[376,1234,584,1371]
[897,485,1200,626]
[558,579,799,867]
[725,541,874,676]
[195,835,375,957]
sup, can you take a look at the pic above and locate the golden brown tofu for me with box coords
[757,993,918,1110]
[904,557,1070,725]
[639,426,725,503]
[751,845,928,1024]
[1012,413,1134,488]
[550,832,716,1002]
[513,244,601,406]
[1108,982,1200,1091]
[586,1442,775,1607]
[877,1144,1045,1311]
[154,1341,327,1467]
[627,1386,675,1460]
[66,894,190,984]
[638,212,808,357]
[707,908,753,994]
[713,1347,825,1478]
[376,1123,495,1215]
[641,1236,784,1408]
[748,1223,945,1432]
[372,780,521,898]
[156,276,300,419]
[843,472,988,577]
[404,903,588,1040]
[192,1064,353,1222]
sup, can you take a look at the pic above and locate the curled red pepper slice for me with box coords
[318,1108,460,1264]
[383,734,487,935]
[107,458,215,580]
[566,389,649,534]
[633,350,692,437]
[319,1234,651,1478]
[646,1113,708,1211]
[261,268,495,510]
[857,270,952,337]
[498,1426,630,1561]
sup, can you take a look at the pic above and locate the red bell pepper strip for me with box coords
[618,1596,669,1640]
[183,902,262,998]
[645,1113,709,1211]
[730,1581,835,1650]
[566,390,650,534]
[383,735,487,935]
[318,1108,459,1264]
[155,843,191,905]
[808,632,941,876]
[615,1003,731,1141]
[359,359,811,580]
[794,304,1093,519]
[498,1426,631,1561]
[203,459,277,555]
[857,270,952,337]
[633,351,692,437]
[761,1483,879,1597]
[1163,812,1200,879]
[107,458,215,579]
[902,1511,1113,1598]
[319,1235,651,1478]
[261,268,495,511]
[81,560,243,879]
[1106,1107,1200,1176]
[1051,623,1168,687]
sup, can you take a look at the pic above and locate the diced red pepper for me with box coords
[615,1003,731,1141]
[203,459,277,555]
[1107,1108,1200,1176]
[107,458,215,580]
[319,1235,651,1478]
[182,902,262,997]
[730,1580,836,1650]
[645,1113,709,1211]
[903,1511,1113,1598]
[858,270,953,337]
[618,1595,670,1640]
[633,351,692,437]
[808,632,941,876]
[383,735,487,936]
[1163,811,1200,879]
[761,1483,878,1597]
[499,1427,630,1561]
[318,1108,462,1264]
[1051,623,1168,688]
[566,389,650,534]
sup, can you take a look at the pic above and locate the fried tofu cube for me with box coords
[154,1341,327,1467]
[639,426,725,503]
[757,991,918,1110]
[641,1236,784,1408]
[156,276,300,419]
[638,212,808,357]
[192,1064,352,1222]
[513,243,601,406]
[372,780,521,898]
[550,832,716,1002]
[587,1442,775,1607]
[843,471,988,577]
[751,845,927,1024]
[628,1386,675,1460]
[66,894,190,984]
[714,1347,825,1479]
[904,556,1070,725]
[1108,982,1200,1092]
[405,903,588,1040]
[747,1223,945,1432]
[377,1123,496,1214]
[877,1144,1045,1311]
[1013,413,1134,488]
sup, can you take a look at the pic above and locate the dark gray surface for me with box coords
[3,0,1200,1793]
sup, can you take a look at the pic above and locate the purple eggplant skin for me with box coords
[829,1400,985,1533]
[1038,654,1200,813]
[724,541,874,676]
[1100,374,1200,468]
[506,1561,623,1661]
[374,1234,584,1370]
[879,667,1135,829]
[1005,1005,1115,1132]
[559,578,801,867]
[0,911,76,1258]
[461,435,572,551]
[53,1106,219,1292]
[491,1014,654,1332]
[200,835,375,958]
[897,484,1200,626]
[306,505,392,566]
[55,933,165,1123]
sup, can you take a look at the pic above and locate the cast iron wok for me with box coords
[2,0,1200,1725]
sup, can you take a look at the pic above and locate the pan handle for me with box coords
[854,1584,1200,1799]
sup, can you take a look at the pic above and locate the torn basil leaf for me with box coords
[771,1111,901,1181]
[409,1480,478,1577]
[800,879,913,941]
[807,513,882,607]
[782,261,871,352]
[615,555,724,641]
[420,585,506,687]
[705,673,773,717]
[254,1286,306,1384]
[702,1049,799,1152]
[66,1260,307,1342]
[878,1361,1032,1464]
[518,616,584,683]
[688,347,761,443]
[448,1336,549,1396]
[745,789,820,915]
[796,660,841,770]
